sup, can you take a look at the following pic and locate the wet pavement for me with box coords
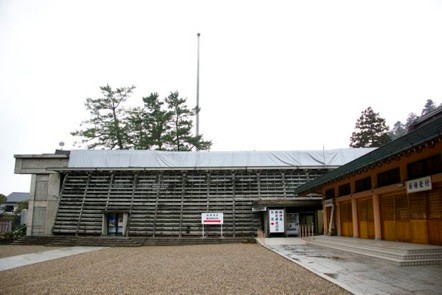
[265,242,442,295]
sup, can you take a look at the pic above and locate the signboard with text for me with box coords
[201,213,224,225]
[406,176,432,193]
[269,209,285,233]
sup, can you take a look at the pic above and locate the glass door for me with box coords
[107,213,124,236]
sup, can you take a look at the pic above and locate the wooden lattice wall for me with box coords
[53,169,328,237]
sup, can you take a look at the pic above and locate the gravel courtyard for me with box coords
[0,244,349,294]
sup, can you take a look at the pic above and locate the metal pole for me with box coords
[196,33,201,142]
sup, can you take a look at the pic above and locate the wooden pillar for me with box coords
[323,201,328,235]
[335,202,341,236]
[373,194,382,240]
[351,198,359,238]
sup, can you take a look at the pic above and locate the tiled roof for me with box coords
[6,192,30,203]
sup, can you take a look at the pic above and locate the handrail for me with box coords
[12,224,27,239]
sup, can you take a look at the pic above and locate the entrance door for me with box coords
[339,201,353,237]
[381,194,411,242]
[107,213,124,236]
[358,198,375,239]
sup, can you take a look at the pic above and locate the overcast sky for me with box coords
[1,0,442,195]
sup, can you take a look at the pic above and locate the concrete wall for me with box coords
[14,154,68,236]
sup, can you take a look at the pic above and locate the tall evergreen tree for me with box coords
[349,107,391,148]
[73,86,212,151]
[421,99,437,116]
[164,91,212,151]
[389,121,407,140]
[72,84,135,149]
[127,93,172,150]
[405,112,419,131]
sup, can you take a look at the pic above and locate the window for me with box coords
[325,188,335,200]
[408,155,442,179]
[355,177,372,192]
[377,168,400,187]
[4,205,14,212]
[338,183,351,196]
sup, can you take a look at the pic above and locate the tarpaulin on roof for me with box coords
[67,149,375,169]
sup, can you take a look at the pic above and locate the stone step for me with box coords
[308,236,442,266]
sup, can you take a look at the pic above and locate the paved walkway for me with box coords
[260,238,442,295]
[0,246,106,272]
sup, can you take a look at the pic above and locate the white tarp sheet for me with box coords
[68,149,375,169]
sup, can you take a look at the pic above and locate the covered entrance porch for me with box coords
[253,197,323,238]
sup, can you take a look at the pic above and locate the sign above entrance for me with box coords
[201,213,224,224]
[406,176,432,193]
[252,206,267,212]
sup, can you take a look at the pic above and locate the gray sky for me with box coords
[1,0,442,195]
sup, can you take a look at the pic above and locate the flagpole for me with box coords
[196,33,201,144]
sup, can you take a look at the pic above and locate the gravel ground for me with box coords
[0,244,350,295]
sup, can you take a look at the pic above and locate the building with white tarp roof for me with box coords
[14,148,374,239]
[67,149,374,169]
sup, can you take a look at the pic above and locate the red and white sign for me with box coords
[201,213,224,224]
[269,209,285,233]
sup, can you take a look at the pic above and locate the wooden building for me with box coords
[294,110,442,245]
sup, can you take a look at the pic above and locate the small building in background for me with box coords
[3,192,29,214]
[0,192,29,233]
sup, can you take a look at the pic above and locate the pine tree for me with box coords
[127,93,172,150]
[72,84,135,149]
[164,91,212,151]
[389,121,407,140]
[421,99,437,116]
[73,86,212,151]
[405,112,419,131]
[349,107,391,148]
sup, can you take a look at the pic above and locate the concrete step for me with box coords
[13,236,144,247]
[308,236,442,266]
[13,236,256,247]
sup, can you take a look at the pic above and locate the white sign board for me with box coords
[201,213,224,225]
[325,199,333,207]
[269,209,285,233]
[407,176,432,193]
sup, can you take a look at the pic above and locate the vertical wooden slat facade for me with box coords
[52,169,328,237]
